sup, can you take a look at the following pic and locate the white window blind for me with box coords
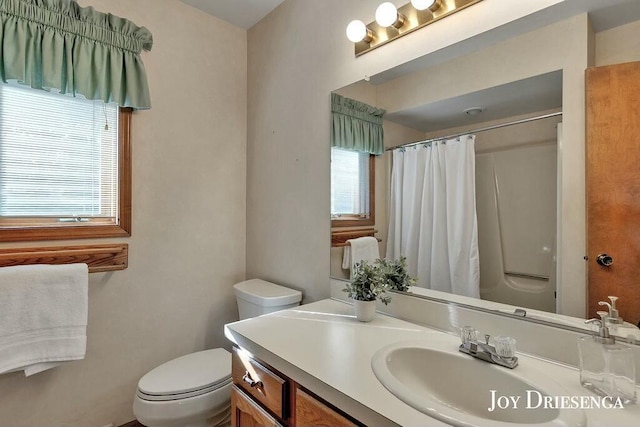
[331,147,370,217]
[0,84,119,221]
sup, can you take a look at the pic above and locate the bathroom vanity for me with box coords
[225,299,640,427]
[231,346,359,426]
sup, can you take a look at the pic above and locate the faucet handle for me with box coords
[494,336,517,359]
[460,326,478,345]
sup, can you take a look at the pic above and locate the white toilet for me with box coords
[133,279,302,427]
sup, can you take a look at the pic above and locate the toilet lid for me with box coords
[137,348,231,398]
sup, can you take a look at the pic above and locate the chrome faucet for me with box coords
[458,328,518,369]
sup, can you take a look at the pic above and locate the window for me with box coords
[0,84,131,242]
[331,146,375,227]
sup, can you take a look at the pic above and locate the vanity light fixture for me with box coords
[348,0,483,57]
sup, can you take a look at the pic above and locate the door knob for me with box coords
[596,253,613,267]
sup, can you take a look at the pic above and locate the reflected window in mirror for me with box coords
[331,147,375,227]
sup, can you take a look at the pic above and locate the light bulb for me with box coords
[375,2,399,27]
[410,0,437,11]
[346,20,368,43]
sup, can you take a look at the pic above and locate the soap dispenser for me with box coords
[598,296,624,333]
[578,314,636,404]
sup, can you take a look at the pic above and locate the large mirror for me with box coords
[330,2,640,341]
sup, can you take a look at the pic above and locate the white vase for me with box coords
[353,300,376,322]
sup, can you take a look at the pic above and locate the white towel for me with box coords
[342,237,380,274]
[0,264,88,376]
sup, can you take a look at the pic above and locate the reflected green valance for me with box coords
[0,0,153,109]
[331,93,385,155]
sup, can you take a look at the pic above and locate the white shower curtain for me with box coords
[386,135,480,298]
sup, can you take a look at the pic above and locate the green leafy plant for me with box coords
[343,260,391,305]
[377,256,416,292]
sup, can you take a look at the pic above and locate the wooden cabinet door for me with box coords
[232,385,282,427]
[586,61,640,325]
[295,387,358,427]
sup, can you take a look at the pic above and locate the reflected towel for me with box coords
[0,264,88,376]
[342,237,380,273]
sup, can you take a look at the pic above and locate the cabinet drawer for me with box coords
[295,387,359,427]
[232,346,288,419]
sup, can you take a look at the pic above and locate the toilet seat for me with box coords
[136,377,232,401]
[136,349,231,402]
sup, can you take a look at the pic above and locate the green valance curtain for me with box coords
[331,93,385,155]
[0,0,153,109]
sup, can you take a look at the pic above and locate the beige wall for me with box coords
[0,1,247,425]
[595,20,640,66]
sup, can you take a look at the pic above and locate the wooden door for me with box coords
[231,386,282,427]
[294,387,358,427]
[586,61,640,325]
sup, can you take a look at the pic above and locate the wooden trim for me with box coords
[119,107,133,236]
[0,108,132,242]
[0,243,128,273]
[331,228,378,247]
[332,154,375,228]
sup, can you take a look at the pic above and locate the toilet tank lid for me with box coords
[233,279,302,307]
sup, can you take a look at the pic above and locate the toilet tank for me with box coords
[233,279,302,320]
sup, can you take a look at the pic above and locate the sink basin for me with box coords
[372,339,586,427]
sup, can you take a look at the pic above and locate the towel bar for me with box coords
[331,228,378,247]
[504,271,549,281]
[0,243,128,273]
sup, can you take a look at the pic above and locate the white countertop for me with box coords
[224,299,640,427]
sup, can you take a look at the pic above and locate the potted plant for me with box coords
[343,260,391,322]
[377,256,416,292]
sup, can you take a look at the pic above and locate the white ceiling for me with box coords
[385,72,563,132]
[181,0,285,29]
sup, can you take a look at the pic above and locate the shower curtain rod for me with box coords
[385,111,563,152]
